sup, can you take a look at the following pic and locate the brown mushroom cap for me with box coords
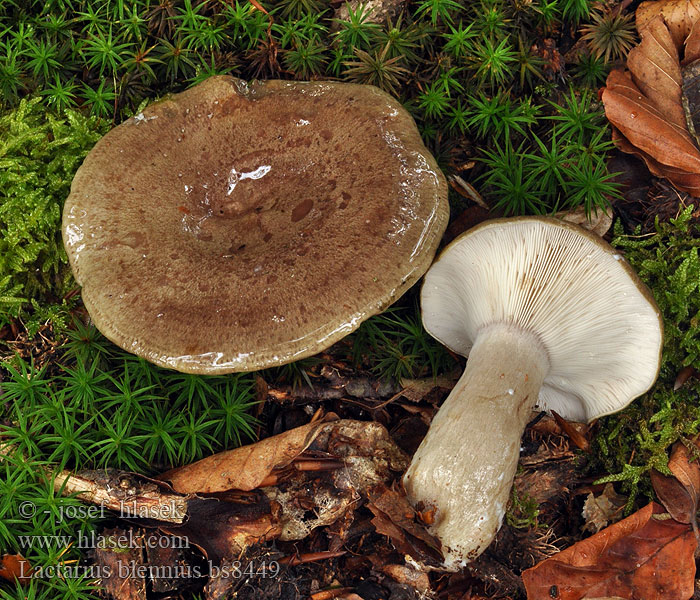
[63,76,448,373]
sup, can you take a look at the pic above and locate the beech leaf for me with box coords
[601,1,700,195]
[522,502,696,600]
[636,0,700,50]
[627,15,684,128]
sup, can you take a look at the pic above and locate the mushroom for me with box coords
[62,76,448,373]
[403,217,663,570]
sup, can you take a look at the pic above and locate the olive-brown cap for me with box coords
[63,76,448,373]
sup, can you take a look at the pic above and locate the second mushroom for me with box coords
[403,217,663,570]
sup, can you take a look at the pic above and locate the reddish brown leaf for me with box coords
[611,127,700,195]
[0,554,32,585]
[650,469,697,524]
[551,410,589,451]
[601,4,700,196]
[652,440,700,531]
[669,441,700,498]
[684,19,700,63]
[603,70,700,171]
[522,502,696,600]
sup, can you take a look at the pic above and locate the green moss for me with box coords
[0,98,107,324]
[506,485,543,529]
[589,207,700,508]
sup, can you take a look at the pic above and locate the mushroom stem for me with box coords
[403,324,549,569]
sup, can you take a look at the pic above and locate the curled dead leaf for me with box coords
[636,0,700,50]
[367,484,443,567]
[601,2,700,195]
[159,418,333,493]
[674,365,697,390]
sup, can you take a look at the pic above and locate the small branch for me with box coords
[1,442,186,523]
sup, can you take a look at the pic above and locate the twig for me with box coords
[308,588,354,600]
[280,550,346,566]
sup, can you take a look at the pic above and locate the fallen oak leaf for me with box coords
[522,502,696,600]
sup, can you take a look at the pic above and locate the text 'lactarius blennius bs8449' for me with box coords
[403,217,663,570]
[62,76,448,374]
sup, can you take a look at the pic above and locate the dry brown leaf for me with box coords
[685,19,700,63]
[367,484,443,566]
[603,70,700,170]
[159,418,332,493]
[611,127,700,195]
[160,419,409,562]
[637,0,700,50]
[627,15,684,128]
[551,410,590,450]
[602,3,700,195]
[522,502,696,600]
[674,365,697,390]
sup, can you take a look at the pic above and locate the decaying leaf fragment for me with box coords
[522,502,696,600]
[601,1,700,195]
[581,483,626,533]
[159,418,409,555]
[367,484,443,567]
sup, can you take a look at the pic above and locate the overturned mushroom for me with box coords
[63,76,448,373]
[403,217,663,570]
